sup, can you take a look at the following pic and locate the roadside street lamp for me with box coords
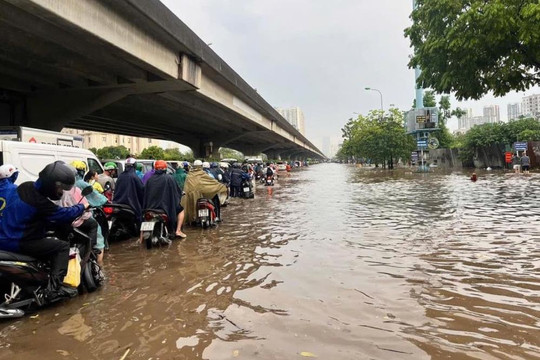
[365,87,384,115]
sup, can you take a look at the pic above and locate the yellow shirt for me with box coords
[90,180,104,194]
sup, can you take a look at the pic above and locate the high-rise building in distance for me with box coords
[275,107,305,135]
[522,94,540,119]
[507,103,521,121]
[483,105,500,123]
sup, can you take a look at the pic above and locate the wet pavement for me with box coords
[0,164,539,359]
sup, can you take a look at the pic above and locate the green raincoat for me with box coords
[174,168,187,191]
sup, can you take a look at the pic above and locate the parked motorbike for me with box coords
[0,187,104,319]
[241,179,254,199]
[196,198,216,228]
[102,203,138,242]
[265,175,274,186]
[140,209,171,249]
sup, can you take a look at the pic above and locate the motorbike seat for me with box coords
[110,203,136,214]
[196,198,214,207]
[0,250,38,262]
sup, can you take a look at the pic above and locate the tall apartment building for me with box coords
[483,105,500,123]
[62,128,154,154]
[522,94,540,119]
[507,103,521,121]
[275,107,305,135]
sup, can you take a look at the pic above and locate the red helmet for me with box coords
[154,160,167,170]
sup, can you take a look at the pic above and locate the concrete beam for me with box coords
[26,79,195,129]
[9,0,180,79]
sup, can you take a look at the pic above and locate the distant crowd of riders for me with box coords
[0,158,295,314]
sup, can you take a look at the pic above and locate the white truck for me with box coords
[0,126,102,184]
[0,126,83,148]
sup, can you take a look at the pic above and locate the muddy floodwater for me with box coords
[1,164,539,360]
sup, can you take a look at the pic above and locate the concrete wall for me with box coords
[473,143,506,169]
[428,148,462,169]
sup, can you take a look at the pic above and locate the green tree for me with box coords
[405,0,540,100]
[412,90,436,108]
[163,148,183,161]
[140,145,165,160]
[458,117,540,163]
[219,147,243,160]
[340,109,416,168]
[96,145,130,160]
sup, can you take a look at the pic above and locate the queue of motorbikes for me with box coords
[0,164,283,319]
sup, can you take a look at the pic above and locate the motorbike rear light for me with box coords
[103,206,113,215]
[160,214,169,222]
[144,212,154,221]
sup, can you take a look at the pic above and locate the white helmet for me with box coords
[0,164,18,179]
[219,162,229,169]
[202,161,210,169]
[193,160,203,167]
[125,157,136,166]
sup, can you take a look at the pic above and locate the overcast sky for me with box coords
[160,0,540,149]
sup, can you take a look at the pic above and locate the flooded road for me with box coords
[1,164,539,359]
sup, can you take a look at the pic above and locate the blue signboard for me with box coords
[417,140,428,148]
[514,142,527,151]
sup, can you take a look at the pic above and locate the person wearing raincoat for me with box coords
[180,160,227,225]
[113,157,144,225]
[174,166,187,191]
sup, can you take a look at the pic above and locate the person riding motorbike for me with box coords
[202,162,215,179]
[61,165,103,265]
[135,163,144,180]
[143,160,187,238]
[0,161,89,300]
[113,157,144,226]
[209,162,225,183]
[71,161,108,207]
[181,160,227,224]
[229,163,244,197]
[142,161,155,184]
[84,170,104,193]
[0,164,19,219]
[98,162,117,200]
[174,165,187,191]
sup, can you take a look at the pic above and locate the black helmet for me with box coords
[38,161,76,200]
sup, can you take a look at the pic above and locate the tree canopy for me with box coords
[459,117,540,162]
[140,145,165,160]
[337,109,416,168]
[94,145,130,160]
[405,0,540,100]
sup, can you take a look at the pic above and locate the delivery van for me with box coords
[0,128,103,184]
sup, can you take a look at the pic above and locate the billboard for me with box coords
[406,107,439,133]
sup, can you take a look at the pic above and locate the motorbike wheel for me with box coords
[202,219,209,229]
[82,261,98,292]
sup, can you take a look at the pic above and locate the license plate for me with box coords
[243,187,250,192]
[140,222,155,231]
[198,209,209,217]
[107,221,112,229]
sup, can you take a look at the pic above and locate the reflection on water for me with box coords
[0,164,539,359]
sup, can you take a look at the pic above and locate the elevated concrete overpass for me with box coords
[0,0,324,159]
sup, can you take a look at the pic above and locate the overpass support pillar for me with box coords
[188,139,223,160]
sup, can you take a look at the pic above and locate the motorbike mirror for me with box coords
[81,186,93,197]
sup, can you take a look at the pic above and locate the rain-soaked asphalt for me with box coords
[0,164,539,360]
